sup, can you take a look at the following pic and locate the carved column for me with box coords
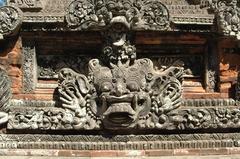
[0,68,11,125]
[205,37,218,92]
[237,71,240,105]
[22,40,37,93]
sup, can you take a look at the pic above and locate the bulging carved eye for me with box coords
[100,82,113,92]
[107,1,115,9]
[127,82,139,92]
[123,1,131,9]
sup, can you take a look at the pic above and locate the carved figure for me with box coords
[59,12,183,129]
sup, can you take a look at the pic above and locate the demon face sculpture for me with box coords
[58,16,183,130]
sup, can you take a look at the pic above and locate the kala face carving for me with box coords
[58,14,183,130]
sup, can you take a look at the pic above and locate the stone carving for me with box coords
[9,15,183,130]
[206,70,217,92]
[57,14,183,130]
[8,0,43,9]
[154,56,204,77]
[37,55,91,79]
[0,6,22,39]
[0,68,11,125]
[182,98,236,107]
[237,71,240,105]
[65,0,170,30]
[0,133,238,150]
[206,0,240,39]
[8,107,101,130]
[9,106,240,131]
[22,41,37,93]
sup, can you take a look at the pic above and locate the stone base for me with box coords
[1,155,240,159]
[1,148,240,158]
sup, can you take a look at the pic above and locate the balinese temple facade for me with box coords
[0,0,240,158]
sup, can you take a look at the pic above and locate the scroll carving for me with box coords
[65,0,170,30]
[0,6,22,39]
[206,0,240,39]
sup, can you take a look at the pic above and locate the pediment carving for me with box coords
[65,0,170,30]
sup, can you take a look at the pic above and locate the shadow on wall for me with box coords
[0,0,5,6]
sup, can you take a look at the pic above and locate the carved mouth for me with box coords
[102,94,136,125]
[104,103,135,125]
[108,112,133,124]
[104,102,135,116]
[101,93,151,127]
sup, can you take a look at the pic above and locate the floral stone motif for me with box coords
[65,0,170,30]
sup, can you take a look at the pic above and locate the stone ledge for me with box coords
[1,155,240,159]
[0,148,240,157]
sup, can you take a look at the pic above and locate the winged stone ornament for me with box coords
[58,14,183,130]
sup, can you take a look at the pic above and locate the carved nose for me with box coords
[115,84,127,97]
[116,2,123,10]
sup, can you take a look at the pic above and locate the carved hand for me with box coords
[59,88,86,112]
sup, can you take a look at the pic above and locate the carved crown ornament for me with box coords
[0,5,23,39]
[204,0,240,40]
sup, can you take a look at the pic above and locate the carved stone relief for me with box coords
[206,0,240,39]
[37,55,91,79]
[7,0,43,9]
[0,5,22,39]
[8,4,184,130]
[65,0,170,30]
[0,68,11,125]
[0,133,239,150]
[9,106,240,130]
[22,40,37,93]
[152,56,204,78]
[237,71,240,105]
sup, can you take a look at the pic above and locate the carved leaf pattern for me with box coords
[65,0,170,30]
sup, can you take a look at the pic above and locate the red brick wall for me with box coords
[0,37,22,96]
